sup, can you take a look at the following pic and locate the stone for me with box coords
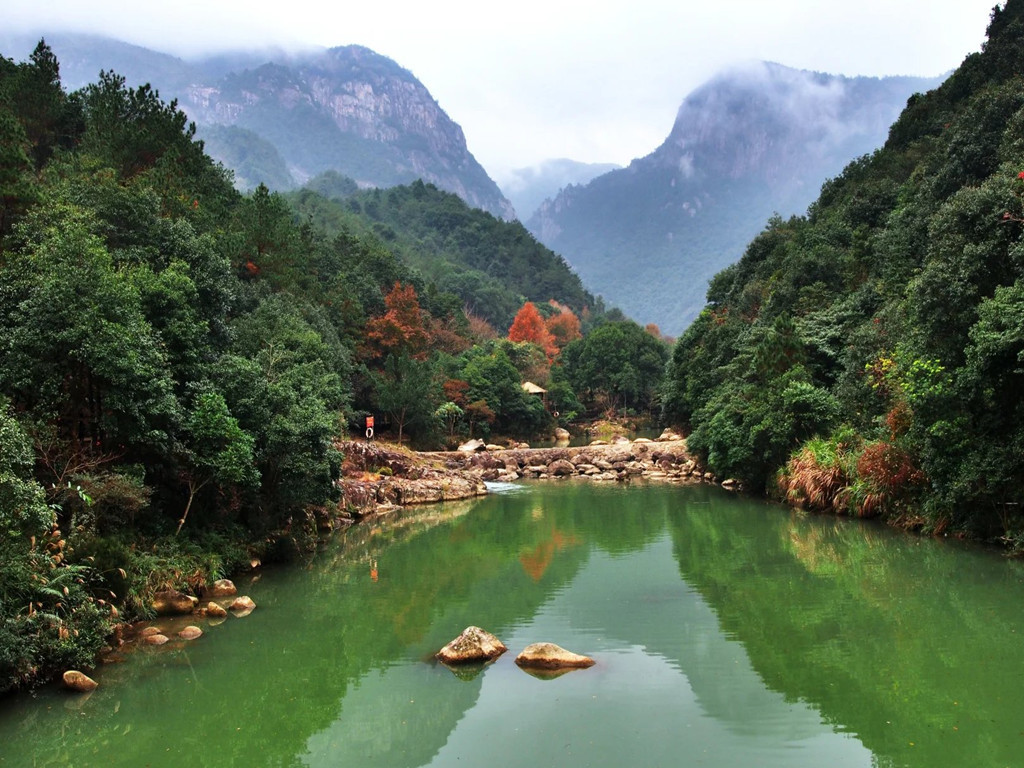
[547,459,576,476]
[554,428,570,441]
[229,596,256,613]
[515,642,595,669]
[178,626,203,640]
[152,589,197,616]
[144,633,170,645]
[485,444,504,452]
[62,670,98,692]
[457,439,486,452]
[205,579,237,597]
[206,602,228,618]
[138,626,163,638]
[435,626,508,664]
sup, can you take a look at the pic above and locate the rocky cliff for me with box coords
[0,33,514,219]
[528,62,944,333]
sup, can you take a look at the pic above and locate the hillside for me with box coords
[0,33,514,218]
[663,2,1024,547]
[288,176,599,330]
[528,63,944,333]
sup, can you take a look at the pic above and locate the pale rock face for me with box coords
[514,642,595,669]
[435,626,508,664]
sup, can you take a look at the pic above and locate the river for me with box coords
[1,481,1023,767]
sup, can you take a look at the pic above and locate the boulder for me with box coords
[485,444,505,452]
[435,626,508,664]
[205,579,237,597]
[62,670,98,692]
[547,459,576,477]
[138,626,163,638]
[152,589,197,616]
[206,602,228,618]
[515,642,595,669]
[457,439,487,452]
[143,633,169,646]
[554,428,570,441]
[178,626,203,640]
[229,596,256,613]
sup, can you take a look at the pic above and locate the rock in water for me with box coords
[62,670,98,692]
[435,626,508,664]
[515,642,595,669]
[178,626,203,640]
[229,596,256,614]
[206,602,228,618]
[143,633,170,646]
[205,579,237,597]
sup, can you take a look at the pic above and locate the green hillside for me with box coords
[289,177,599,330]
[663,1,1024,547]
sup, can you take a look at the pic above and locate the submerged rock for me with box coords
[178,626,203,640]
[143,633,170,646]
[206,602,228,618]
[515,642,595,669]
[435,626,508,664]
[62,670,98,692]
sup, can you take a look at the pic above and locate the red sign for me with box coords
[365,415,375,429]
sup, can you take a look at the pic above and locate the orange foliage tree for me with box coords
[508,301,557,358]
[363,282,429,361]
[546,309,582,350]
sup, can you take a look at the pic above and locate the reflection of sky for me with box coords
[303,536,872,768]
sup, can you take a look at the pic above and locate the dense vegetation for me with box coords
[289,176,598,330]
[663,1,1024,548]
[0,44,668,693]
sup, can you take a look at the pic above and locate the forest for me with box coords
[662,1,1024,550]
[0,45,670,692]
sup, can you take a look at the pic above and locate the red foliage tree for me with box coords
[508,301,557,358]
[363,282,429,361]
[546,309,582,350]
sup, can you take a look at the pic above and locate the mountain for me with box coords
[527,62,945,333]
[663,1,1024,539]
[0,33,514,218]
[497,158,621,222]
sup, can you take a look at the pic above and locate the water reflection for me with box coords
[2,483,1023,768]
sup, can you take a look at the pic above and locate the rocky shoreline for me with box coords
[337,433,734,517]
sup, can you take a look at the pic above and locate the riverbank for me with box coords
[336,434,728,517]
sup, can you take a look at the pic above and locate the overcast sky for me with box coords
[3,0,999,182]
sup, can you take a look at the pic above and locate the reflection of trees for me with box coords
[667,488,1024,768]
[0,491,596,768]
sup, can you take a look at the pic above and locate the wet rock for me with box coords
[143,633,170,646]
[547,459,576,477]
[138,626,163,638]
[435,626,508,664]
[206,602,228,618]
[205,579,237,597]
[178,626,203,640]
[515,642,595,669]
[152,589,197,616]
[229,596,256,613]
[62,670,98,692]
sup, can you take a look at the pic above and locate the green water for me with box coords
[3,482,1024,768]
